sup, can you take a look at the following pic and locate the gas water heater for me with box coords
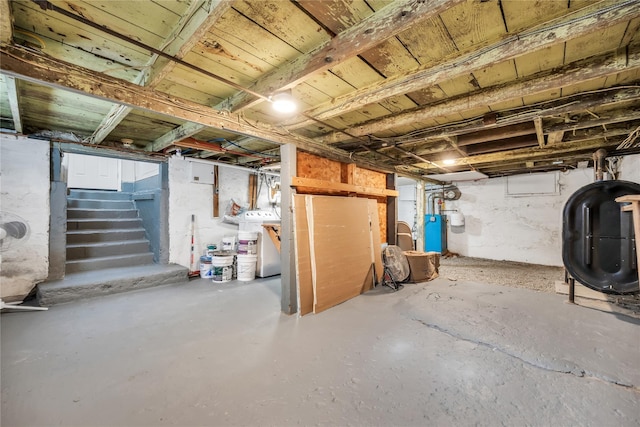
[424,214,447,253]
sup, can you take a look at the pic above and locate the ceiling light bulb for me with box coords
[443,159,456,165]
[271,91,297,114]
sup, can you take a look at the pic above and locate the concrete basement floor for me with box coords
[2,273,639,426]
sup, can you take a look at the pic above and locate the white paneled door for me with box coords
[66,153,120,190]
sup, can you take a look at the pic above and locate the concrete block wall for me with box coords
[168,155,278,270]
[0,135,51,301]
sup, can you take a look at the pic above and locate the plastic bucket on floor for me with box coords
[211,255,234,283]
[199,256,212,279]
[237,231,258,255]
[236,254,257,282]
[221,235,236,251]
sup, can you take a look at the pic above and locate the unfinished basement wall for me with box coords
[0,135,50,301]
[619,153,640,181]
[446,154,640,266]
[167,155,275,270]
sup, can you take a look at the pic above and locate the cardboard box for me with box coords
[403,251,439,282]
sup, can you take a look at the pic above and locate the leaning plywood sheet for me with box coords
[307,196,374,314]
[367,198,383,284]
[293,194,314,316]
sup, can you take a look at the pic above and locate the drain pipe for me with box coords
[593,149,607,181]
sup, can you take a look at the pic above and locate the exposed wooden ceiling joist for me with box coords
[0,44,422,178]
[224,0,466,112]
[0,0,12,46]
[88,0,231,144]
[416,136,630,171]
[361,88,640,154]
[149,0,465,152]
[2,0,639,179]
[295,1,639,136]
[320,47,640,144]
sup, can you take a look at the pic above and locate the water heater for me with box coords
[425,214,447,253]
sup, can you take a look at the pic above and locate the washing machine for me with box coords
[238,210,281,277]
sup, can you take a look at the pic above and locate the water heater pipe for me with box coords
[593,149,607,181]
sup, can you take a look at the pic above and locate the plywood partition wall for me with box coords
[292,151,396,315]
[294,195,383,315]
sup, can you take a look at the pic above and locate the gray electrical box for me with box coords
[189,161,215,185]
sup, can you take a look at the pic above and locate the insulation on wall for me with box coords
[294,195,383,315]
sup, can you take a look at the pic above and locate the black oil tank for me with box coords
[562,180,640,294]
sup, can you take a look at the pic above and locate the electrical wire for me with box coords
[14,29,46,49]
[209,138,279,159]
[616,125,640,150]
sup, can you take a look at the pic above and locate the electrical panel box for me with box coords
[189,161,215,185]
[425,214,447,253]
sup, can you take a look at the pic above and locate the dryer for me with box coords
[238,210,281,277]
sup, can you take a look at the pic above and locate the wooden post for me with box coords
[213,165,219,217]
[615,194,640,284]
[248,173,258,210]
[280,144,297,314]
[416,180,426,252]
[386,173,397,245]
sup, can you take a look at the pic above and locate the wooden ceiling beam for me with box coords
[145,0,232,87]
[150,0,464,151]
[223,0,465,112]
[546,131,565,145]
[297,1,639,136]
[88,0,230,144]
[319,47,640,144]
[415,137,626,170]
[545,109,640,134]
[560,124,636,143]
[0,44,422,178]
[379,91,640,152]
[534,118,545,148]
[0,0,12,45]
[464,135,539,156]
[457,122,536,146]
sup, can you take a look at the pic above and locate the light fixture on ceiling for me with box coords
[443,158,456,165]
[271,90,297,114]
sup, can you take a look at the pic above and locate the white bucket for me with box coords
[237,231,258,255]
[199,256,213,278]
[211,255,234,283]
[236,254,257,282]
[221,235,236,251]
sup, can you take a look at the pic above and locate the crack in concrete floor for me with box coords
[411,318,640,392]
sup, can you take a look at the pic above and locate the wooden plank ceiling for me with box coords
[1,0,639,179]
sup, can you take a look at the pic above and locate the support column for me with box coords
[48,146,66,280]
[386,173,397,245]
[280,144,297,314]
[415,180,426,252]
[158,161,170,264]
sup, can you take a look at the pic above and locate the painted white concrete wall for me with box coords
[0,135,50,300]
[121,159,135,183]
[619,153,640,182]
[445,155,640,266]
[168,156,278,269]
[121,160,159,183]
